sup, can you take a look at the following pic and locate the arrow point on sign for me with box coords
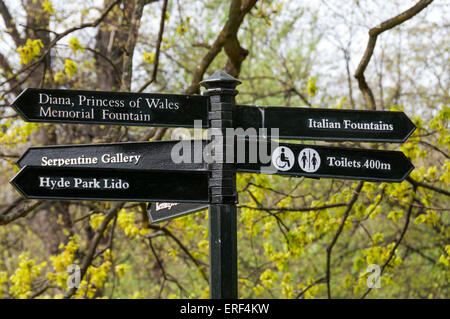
[9,166,27,199]
[11,88,31,122]
[399,153,415,182]
[400,112,417,143]
[15,148,29,168]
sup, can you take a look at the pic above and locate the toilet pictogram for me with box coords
[298,148,321,173]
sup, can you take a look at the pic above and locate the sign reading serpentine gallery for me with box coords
[16,140,206,171]
[12,88,209,127]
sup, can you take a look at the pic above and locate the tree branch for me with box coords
[146,224,209,283]
[0,200,43,225]
[138,0,168,92]
[120,0,152,91]
[64,202,124,298]
[326,181,364,299]
[0,0,121,93]
[0,0,23,45]
[406,176,450,197]
[238,203,347,212]
[184,0,258,94]
[360,185,417,298]
[354,0,433,110]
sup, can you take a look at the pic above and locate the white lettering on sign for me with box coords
[308,118,341,129]
[145,98,180,110]
[40,153,141,166]
[326,157,391,170]
[38,177,130,189]
[101,153,141,165]
[78,95,125,108]
[39,177,70,189]
[41,155,98,166]
[156,202,179,211]
[40,106,94,119]
[36,94,185,123]
[101,109,151,122]
[308,118,394,131]
[39,93,73,106]
[103,178,130,189]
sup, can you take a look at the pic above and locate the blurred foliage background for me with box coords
[0,0,448,298]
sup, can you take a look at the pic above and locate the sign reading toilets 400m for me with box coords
[12,88,209,127]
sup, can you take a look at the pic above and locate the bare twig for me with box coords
[120,0,153,91]
[407,176,450,197]
[238,203,347,212]
[184,0,257,94]
[138,0,169,92]
[0,200,43,225]
[360,185,417,298]
[354,0,433,109]
[0,0,121,91]
[64,202,124,298]
[326,181,364,299]
[0,0,23,45]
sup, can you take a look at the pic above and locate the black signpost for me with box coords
[235,141,414,182]
[11,166,209,203]
[200,71,240,299]
[16,140,206,171]
[9,70,416,300]
[12,88,209,127]
[236,105,416,142]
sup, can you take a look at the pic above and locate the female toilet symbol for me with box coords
[298,148,321,173]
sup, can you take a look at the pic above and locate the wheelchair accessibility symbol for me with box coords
[272,146,295,171]
[298,148,321,173]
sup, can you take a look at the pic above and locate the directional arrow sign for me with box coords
[15,138,414,184]
[10,166,209,202]
[147,202,208,223]
[235,105,416,142]
[12,88,208,127]
[236,140,414,182]
[16,140,206,171]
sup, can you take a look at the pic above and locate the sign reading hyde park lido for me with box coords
[12,88,209,127]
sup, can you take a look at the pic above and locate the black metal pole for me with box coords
[200,71,240,299]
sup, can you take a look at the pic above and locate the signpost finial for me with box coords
[200,70,241,90]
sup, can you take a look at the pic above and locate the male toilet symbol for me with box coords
[298,148,321,173]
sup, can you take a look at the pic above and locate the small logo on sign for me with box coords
[156,202,178,211]
[272,146,294,171]
[298,148,321,172]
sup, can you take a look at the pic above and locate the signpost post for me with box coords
[9,70,417,299]
[200,71,240,299]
